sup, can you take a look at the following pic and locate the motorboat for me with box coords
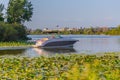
[33,35,78,48]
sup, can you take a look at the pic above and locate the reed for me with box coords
[0,53,119,79]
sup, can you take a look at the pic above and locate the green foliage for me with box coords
[0,4,4,13]
[0,1,33,41]
[0,22,28,41]
[7,0,33,24]
[0,54,119,79]
[0,41,33,47]
[31,29,42,34]
[106,25,120,35]
[0,4,4,21]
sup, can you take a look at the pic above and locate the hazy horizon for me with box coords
[1,0,120,29]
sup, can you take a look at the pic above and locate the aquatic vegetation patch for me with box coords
[0,41,33,47]
[0,54,119,79]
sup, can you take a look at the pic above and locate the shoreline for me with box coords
[0,46,32,50]
[0,41,34,48]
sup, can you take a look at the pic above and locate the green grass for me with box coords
[0,53,119,80]
[0,41,34,47]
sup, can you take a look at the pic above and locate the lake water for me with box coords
[0,35,120,57]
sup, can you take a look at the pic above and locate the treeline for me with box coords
[29,26,120,35]
[106,26,120,35]
[0,0,33,41]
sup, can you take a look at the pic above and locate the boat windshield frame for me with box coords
[48,35,63,39]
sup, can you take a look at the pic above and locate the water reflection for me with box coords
[0,47,76,57]
[0,49,26,56]
[33,47,76,55]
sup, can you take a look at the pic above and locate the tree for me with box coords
[0,4,4,21]
[7,0,33,24]
[32,29,42,34]
[0,22,28,41]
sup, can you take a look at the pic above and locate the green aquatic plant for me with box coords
[0,41,33,47]
[0,54,119,79]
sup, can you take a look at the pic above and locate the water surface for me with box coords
[0,35,120,57]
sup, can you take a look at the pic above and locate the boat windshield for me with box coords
[49,35,62,39]
[55,35,62,38]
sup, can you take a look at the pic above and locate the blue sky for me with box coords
[1,0,120,29]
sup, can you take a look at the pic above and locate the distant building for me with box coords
[43,28,49,31]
